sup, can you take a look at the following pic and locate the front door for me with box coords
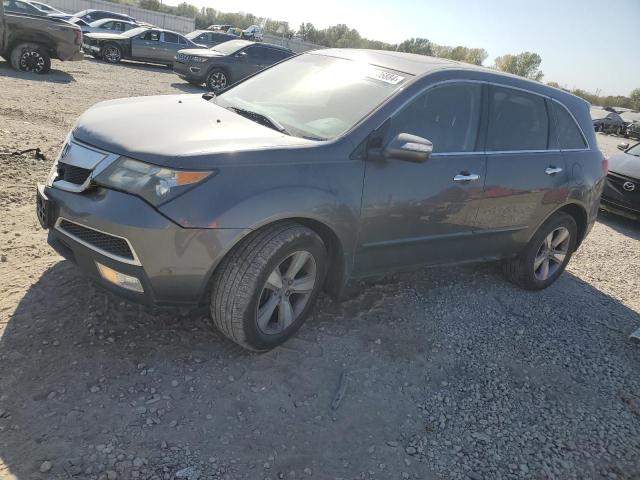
[235,45,266,78]
[473,84,567,257]
[355,82,487,275]
[131,30,160,59]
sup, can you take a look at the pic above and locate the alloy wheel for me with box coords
[533,227,570,281]
[208,71,227,91]
[256,250,317,335]
[19,50,46,73]
[103,46,121,63]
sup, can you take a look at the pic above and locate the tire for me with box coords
[10,42,51,74]
[102,43,122,63]
[205,68,229,92]
[210,222,327,351]
[503,212,577,291]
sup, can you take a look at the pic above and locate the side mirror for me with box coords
[617,142,629,151]
[372,133,433,163]
[235,51,247,58]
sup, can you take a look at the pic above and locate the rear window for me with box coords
[487,86,549,151]
[551,102,587,150]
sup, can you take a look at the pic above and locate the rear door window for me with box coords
[163,32,180,44]
[389,82,483,153]
[487,86,549,151]
[551,102,587,150]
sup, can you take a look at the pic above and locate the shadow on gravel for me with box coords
[170,82,204,94]
[84,57,175,75]
[598,210,640,240]
[0,60,75,84]
[1,257,639,479]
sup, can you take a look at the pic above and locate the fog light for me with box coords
[96,262,144,293]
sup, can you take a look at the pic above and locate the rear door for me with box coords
[131,29,160,59]
[474,84,567,257]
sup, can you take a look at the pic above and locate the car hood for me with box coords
[178,48,225,57]
[609,152,640,179]
[72,94,316,168]
[84,32,127,40]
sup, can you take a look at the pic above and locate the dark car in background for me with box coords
[185,29,236,48]
[601,142,640,220]
[591,107,626,134]
[1,0,83,73]
[37,49,604,351]
[50,9,136,23]
[622,111,640,140]
[84,26,204,65]
[173,39,293,90]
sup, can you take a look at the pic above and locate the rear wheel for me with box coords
[102,43,122,63]
[10,42,51,74]
[205,68,228,92]
[210,222,327,351]
[503,212,577,290]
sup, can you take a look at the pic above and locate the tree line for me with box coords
[132,0,639,111]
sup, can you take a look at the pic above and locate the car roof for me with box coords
[308,48,587,104]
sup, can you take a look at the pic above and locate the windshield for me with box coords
[212,40,250,55]
[627,143,640,156]
[216,54,409,140]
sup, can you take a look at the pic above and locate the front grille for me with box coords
[58,219,135,261]
[606,172,639,205]
[175,53,191,63]
[57,163,91,185]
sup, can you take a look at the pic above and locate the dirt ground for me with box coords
[0,58,639,480]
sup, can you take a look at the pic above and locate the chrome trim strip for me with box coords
[54,217,142,266]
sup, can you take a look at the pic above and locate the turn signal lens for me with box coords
[96,262,144,293]
[602,156,609,175]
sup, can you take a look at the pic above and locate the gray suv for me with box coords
[36,49,605,351]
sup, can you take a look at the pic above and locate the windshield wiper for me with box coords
[226,107,290,135]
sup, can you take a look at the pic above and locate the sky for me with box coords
[165,0,640,96]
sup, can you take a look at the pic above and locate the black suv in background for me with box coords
[173,39,293,91]
[592,107,626,134]
[38,50,604,351]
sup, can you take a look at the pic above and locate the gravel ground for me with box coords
[0,58,639,480]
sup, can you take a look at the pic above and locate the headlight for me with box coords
[191,56,208,63]
[94,156,213,206]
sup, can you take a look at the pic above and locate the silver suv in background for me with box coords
[37,50,605,351]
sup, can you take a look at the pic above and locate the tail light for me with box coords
[74,29,82,45]
[602,155,609,176]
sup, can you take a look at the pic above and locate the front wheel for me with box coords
[10,42,51,74]
[503,212,577,290]
[102,43,122,63]
[210,222,327,351]
[205,68,228,92]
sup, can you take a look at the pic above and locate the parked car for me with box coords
[621,111,640,140]
[242,24,263,41]
[592,107,626,134]
[80,17,139,35]
[226,27,243,37]
[3,0,46,16]
[185,29,236,48]
[37,49,604,351]
[1,0,82,73]
[173,39,293,90]
[49,9,136,23]
[84,26,204,65]
[207,24,231,32]
[25,0,63,14]
[600,142,640,220]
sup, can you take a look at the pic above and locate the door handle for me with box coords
[453,173,480,182]
[544,166,563,175]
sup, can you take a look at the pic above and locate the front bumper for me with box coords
[83,43,101,54]
[39,184,249,306]
[172,60,206,82]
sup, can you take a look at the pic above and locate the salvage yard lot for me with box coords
[0,58,639,480]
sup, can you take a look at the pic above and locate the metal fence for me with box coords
[45,0,195,33]
[263,34,323,53]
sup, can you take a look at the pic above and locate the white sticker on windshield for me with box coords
[366,69,405,85]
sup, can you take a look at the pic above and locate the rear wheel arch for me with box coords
[530,203,588,247]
